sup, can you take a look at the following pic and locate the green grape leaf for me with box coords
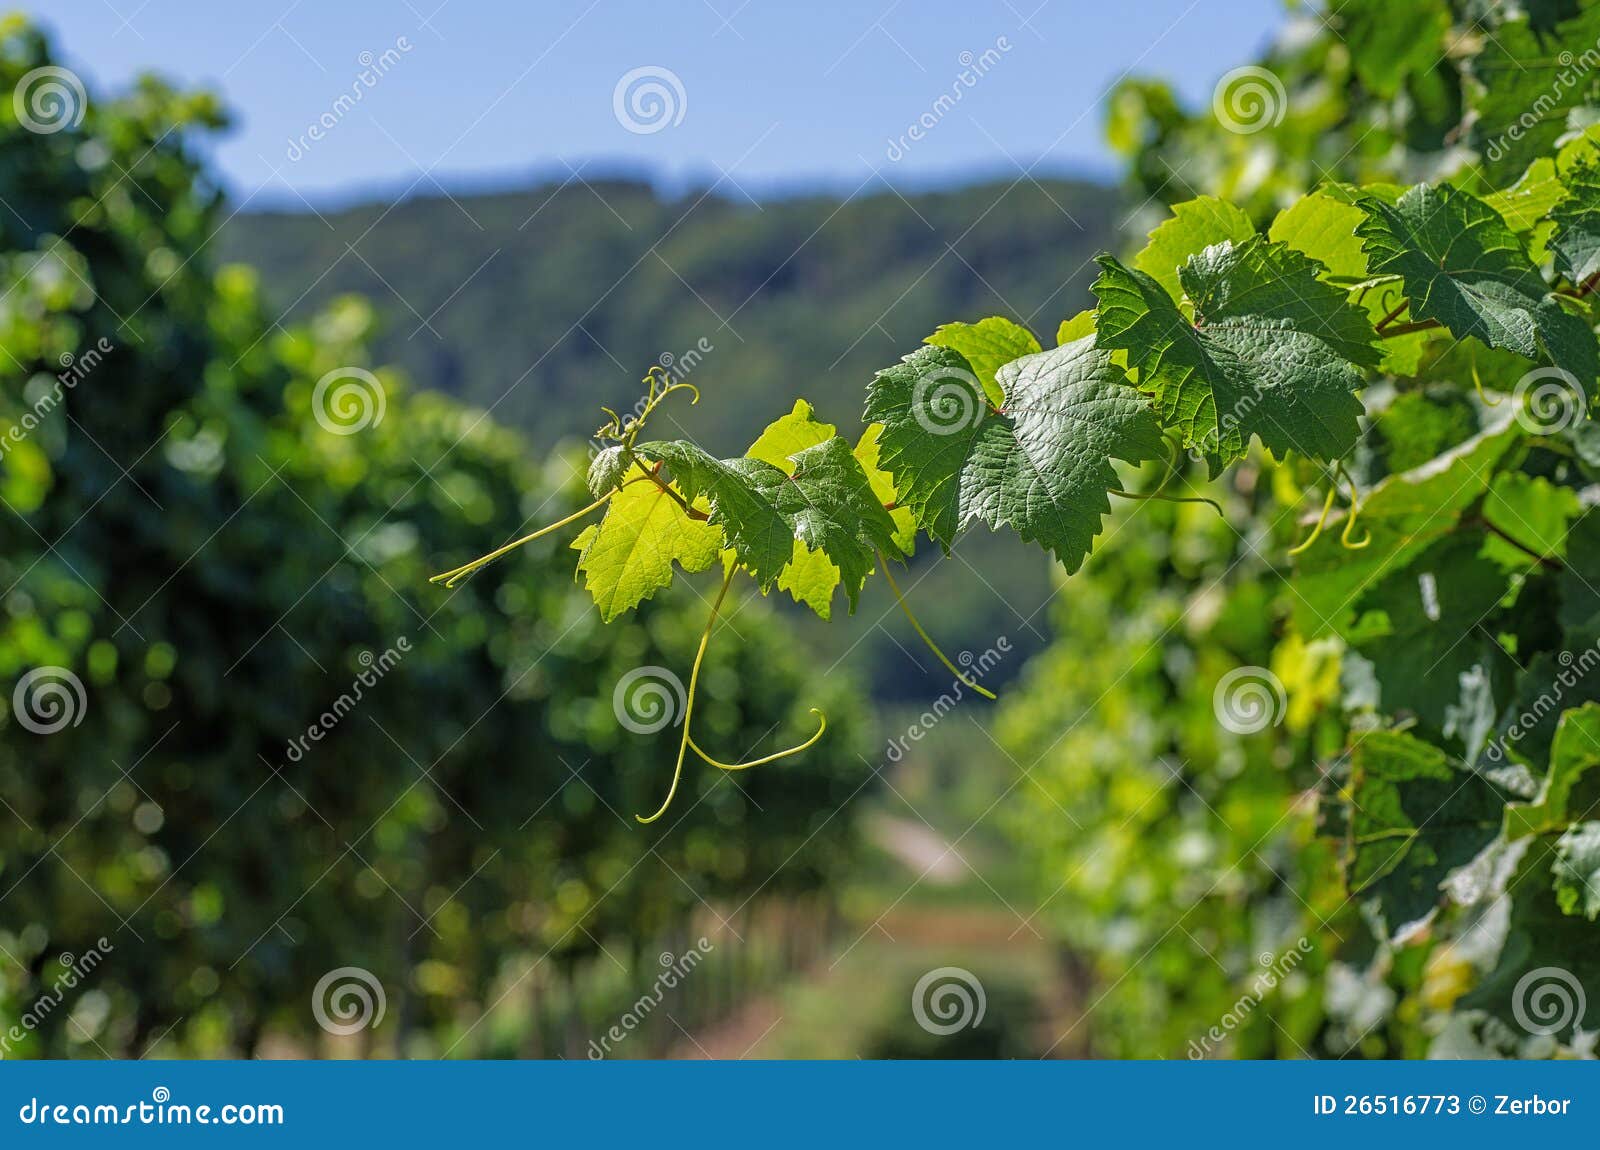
[926,317,1041,408]
[1093,238,1376,473]
[863,337,1164,572]
[1345,729,1506,936]
[1355,183,1600,385]
[571,479,723,622]
[1132,195,1256,302]
[1055,309,1097,346]
[1268,191,1369,279]
[1504,704,1600,837]
[1549,160,1600,287]
[1484,157,1567,236]
[745,398,834,468]
[587,445,631,499]
[1482,472,1583,570]
[854,423,917,556]
[638,435,901,611]
[744,399,845,617]
[1553,822,1600,919]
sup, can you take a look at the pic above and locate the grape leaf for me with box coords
[863,337,1164,572]
[571,479,723,622]
[638,435,901,611]
[1132,195,1256,302]
[1093,238,1377,473]
[587,445,631,498]
[1502,703,1600,839]
[1345,729,1506,936]
[926,317,1041,407]
[1549,160,1600,287]
[745,399,845,617]
[854,423,917,556]
[1268,192,1369,279]
[1355,183,1600,386]
[1553,822,1600,919]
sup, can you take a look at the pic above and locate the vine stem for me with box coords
[878,553,997,701]
[430,489,621,588]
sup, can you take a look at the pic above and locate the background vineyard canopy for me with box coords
[5,0,1600,1061]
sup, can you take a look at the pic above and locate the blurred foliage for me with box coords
[0,15,873,1058]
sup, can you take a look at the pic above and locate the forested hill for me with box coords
[221,176,1123,452]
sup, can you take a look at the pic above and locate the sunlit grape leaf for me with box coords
[854,423,916,556]
[1132,195,1256,302]
[1549,160,1600,287]
[1094,238,1376,473]
[571,479,723,621]
[1481,472,1583,570]
[1268,191,1369,278]
[926,317,1041,407]
[863,337,1164,572]
[638,435,901,611]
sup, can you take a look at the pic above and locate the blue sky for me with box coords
[35,0,1283,204]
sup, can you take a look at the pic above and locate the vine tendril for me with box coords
[878,554,997,701]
